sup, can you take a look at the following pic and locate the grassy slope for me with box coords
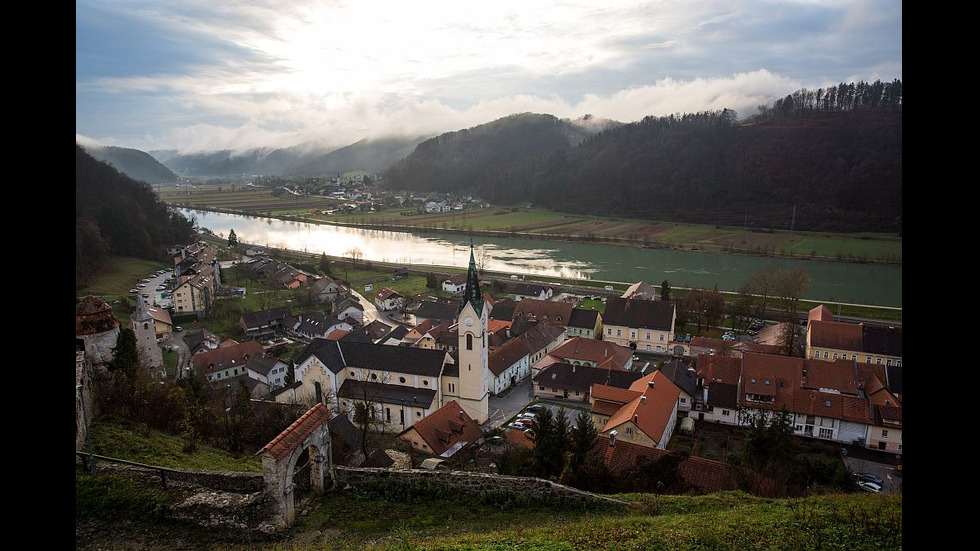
[77,420,902,551]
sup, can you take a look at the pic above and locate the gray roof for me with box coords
[601,297,675,331]
[337,379,437,409]
[241,307,291,330]
[532,363,641,393]
[862,325,902,356]
[416,300,458,321]
[568,307,599,329]
[658,358,698,397]
[294,338,449,377]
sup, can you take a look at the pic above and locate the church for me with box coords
[277,246,492,428]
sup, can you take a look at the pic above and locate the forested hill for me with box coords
[82,144,180,185]
[76,145,196,289]
[383,81,902,233]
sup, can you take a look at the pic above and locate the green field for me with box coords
[157,185,901,264]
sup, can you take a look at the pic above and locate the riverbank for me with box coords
[161,189,902,266]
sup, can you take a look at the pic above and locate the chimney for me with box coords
[609,429,617,446]
[633,414,639,423]
[641,396,646,404]
[648,380,655,388]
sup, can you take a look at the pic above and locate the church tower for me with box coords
[456,244,490,423]
[132,294,163,371]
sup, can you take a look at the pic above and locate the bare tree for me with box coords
[774,267,811,323]
[475,245,492,274]
[335,368,390,458]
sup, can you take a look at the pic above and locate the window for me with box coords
[350,371,356,377]
[423,379,429,386]
[823,351,829,359]
[416,411,421,417]
[371,373,377,380]
[625,427,633,435]
[813,351,820,358]
[466,333,473,350]
[886,359,893,366]
[881,429,888,437]
[607,328,612,336]
[679,397,686,404]
[575,391,580,396]
[386,408,391,422]
[659,334,664,341]
[832,352,838,359]
[824,400,831,407]
[722,409,730,416]
[539,385,545,391]
[866,356,872,363]
[631,331,636,339]
[896,360,902,367]
[399,376,406,383]
[876,357,882,364]
[449,383,454,392]
[616,329,621,337]
[818,427,833,439]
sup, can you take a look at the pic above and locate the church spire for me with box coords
[458,242,484,316]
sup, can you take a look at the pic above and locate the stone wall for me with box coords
[334,466,627,508]
[95,461,265,493]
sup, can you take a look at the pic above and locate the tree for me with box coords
[226,380,254,454]
[426,272,439,289]
[776,322,805,357]
[681,287,726,335]
[739,406,798,495]
[660,280,671,301]
[228,228,239,249]
[475,246,492,274]
[338,369,390,458]
[568,410,598,470]
[741,264,779,320]
[318,252,332,275]
[531,408,568,480]
[107,327,140,375]
[774,267,811,323]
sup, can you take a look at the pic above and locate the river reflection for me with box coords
[183,209,901,308]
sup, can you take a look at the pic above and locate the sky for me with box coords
[76,0,902,154]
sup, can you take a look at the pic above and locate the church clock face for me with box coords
[464,316,473,327]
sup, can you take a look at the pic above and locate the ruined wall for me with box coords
[334,467,626,507]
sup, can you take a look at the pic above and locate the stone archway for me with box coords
[258,402,333,530]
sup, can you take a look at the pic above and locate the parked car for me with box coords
[855,472,884,485]
[507,422,526,431]
[526,404,544,412]
[516,418,534,428]
[174,326,183,332]
[857,481,882,493]
[518,412,536,420]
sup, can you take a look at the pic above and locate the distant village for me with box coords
[76,238,902,492]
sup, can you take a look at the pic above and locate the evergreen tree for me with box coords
[660,280,671,301]
[568,409,598,469]
[228,228,239,249]
[318,252,332,275]
[108,327,140,375]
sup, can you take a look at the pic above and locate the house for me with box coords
[734,352,902,453]
[397,400,484,458]
[240,307,291,339]
[590,371,681,450]
[210,373,270,399]
[145,303,173,340]
[533,363,641,403]
[171,242,221,316]
[310,276,345,303]
[441,273,468,294]
[691,354,744,425]
[513,282,554,302]
[601,297,676,353]
[541,337,634,373]
[286,311,352,340]
[374,287,405,311]
[334,297,364,326]
[566,308,601,340]
[183,328,221,355]
[806,305,903,367]
[512,298,573,327]
[488,336,531,395]
[192,340,267,386]
[414,300,458,326]
[657,358,699,413]
[404,319,454,350]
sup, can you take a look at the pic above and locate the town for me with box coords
[76,234,902,531]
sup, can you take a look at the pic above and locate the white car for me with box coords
[517,412,536,420]
[857,481,882,493]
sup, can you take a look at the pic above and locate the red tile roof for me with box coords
[603,372,681,444]
[802,358,859,394]
[809,320,862,351]
[808,304,834,323]
[398,400,484,457]
[548,337,633,371]
[258,402,332,460]
[595,436,768,494]
[192,340,265,374]
[697,354,741,385]
[591,384,642,405]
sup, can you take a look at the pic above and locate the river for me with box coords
[183,209,902,308]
